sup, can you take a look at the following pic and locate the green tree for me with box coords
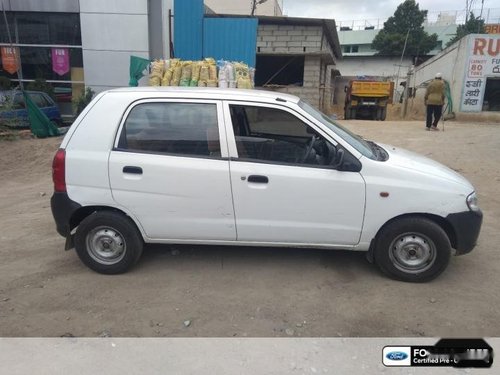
[73,87,95,116]
[372,0,438,57]
[446,12,485,47]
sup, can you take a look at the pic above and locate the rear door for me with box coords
[109,99,236,241]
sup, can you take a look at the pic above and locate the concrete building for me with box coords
[205,0,283,16]
[255,17,340,109]
[412,33,500,117]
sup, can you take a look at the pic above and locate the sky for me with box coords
[283,0,498,25]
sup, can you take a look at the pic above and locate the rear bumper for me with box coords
[446,210,483,255]
[51,192,81,237]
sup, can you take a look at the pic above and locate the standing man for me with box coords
[424,73,446,131]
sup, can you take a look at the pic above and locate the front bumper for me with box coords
[446,210,483,255]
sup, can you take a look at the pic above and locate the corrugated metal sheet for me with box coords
[203,18,258,67]
[173,0,204,60]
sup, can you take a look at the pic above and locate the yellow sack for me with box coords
[149,76,161,86]
[173,65,182,82]
[150,60,164,79]
[209,65,217,81]
[199,64,210,82]
[162,69,173,86]
[181,61,192,81]
[192,62,201,81]
[237,78,252,89]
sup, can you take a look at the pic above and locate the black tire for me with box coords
[380,106,387,121]
[53,119,64,127]
[75,211,143,274]
[344,106,351,120]
[374,217,451,282]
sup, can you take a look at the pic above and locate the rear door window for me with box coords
[118,102,221,157]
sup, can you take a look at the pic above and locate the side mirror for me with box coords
[330,148,345,169]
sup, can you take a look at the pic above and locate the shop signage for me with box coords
[51,48,70,76]
[485,24,500,34]
[461,35,500,112]
[1,46,19,75]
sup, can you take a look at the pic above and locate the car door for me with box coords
[224,101,366,246]
[109,99,236,241]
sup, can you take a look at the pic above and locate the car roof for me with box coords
[105,87,301,104]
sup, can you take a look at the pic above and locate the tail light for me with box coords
[52,149,66,192]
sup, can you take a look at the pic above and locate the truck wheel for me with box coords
[75,211,143,274]
[380,107,387,121]
[344,107,351,120]
[374,217,451,282]
[373,109,380,121]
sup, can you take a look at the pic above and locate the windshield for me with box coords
[298,100,376,160]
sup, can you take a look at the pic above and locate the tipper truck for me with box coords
[344,80,394,121]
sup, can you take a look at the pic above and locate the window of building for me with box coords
[255,55,305,86]
[229,104,335,166]
[344,45,351,53]
[0,11,83,116]
[119,103,221,157]
[15,13,81,45]
[351,45,359,53]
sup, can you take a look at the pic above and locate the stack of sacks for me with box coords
[148,58,255,89]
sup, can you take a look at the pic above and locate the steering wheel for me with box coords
[301,135,318,163]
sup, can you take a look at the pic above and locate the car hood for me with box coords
[379,143,474,189]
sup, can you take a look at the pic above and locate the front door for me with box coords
[225,102,365,246]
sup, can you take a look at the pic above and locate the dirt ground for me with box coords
[1,118,499,338]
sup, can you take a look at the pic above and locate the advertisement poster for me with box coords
[51,48,70,76]
[1,46,19,75]
[461,34,500,112]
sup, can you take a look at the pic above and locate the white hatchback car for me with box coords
[51,87,482,282]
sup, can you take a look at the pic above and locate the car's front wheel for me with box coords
[374,217,451,282]
[75,211,143,274]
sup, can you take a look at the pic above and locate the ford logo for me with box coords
[386,351,408,361]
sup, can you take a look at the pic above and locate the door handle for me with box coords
[123,166,143,174]
[247,175,269,184]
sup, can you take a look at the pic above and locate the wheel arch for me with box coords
[370,213,457,253]
[69,206,145,240]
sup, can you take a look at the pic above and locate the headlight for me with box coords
[466,192,480,212]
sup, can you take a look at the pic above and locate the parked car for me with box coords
[51,87,482,282]
[0,90,62,127]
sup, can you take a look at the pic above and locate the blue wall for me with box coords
[174,0,257,67]
[174,0,204,60]
[203,18,257,67]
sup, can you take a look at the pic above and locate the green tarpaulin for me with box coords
[129,55,150,86]
[22,91,60,138]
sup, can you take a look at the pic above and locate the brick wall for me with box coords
[256,24,336,110]
[257,24,323,54]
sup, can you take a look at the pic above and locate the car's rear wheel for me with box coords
[374,217,451,282]
[75,211,143,274]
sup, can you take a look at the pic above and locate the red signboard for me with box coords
[51,48,70,76]
[485,24,500,34]
[1,47,19,75]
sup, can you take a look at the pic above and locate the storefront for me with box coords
[413,33,500,116]
[0,10,84,118]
